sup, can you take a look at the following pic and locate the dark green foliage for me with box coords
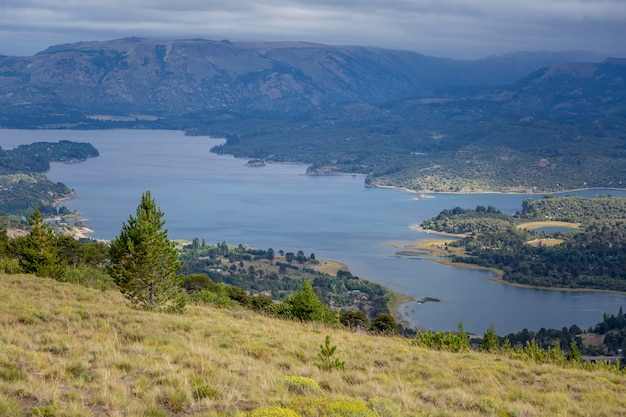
[480,324,501,353]
[369,313,398,335]
[0,141,98,175]
[18,207,62,278]
[0,141,98,217]
[181,273,220,293]
[421,195,626,292]
[340,310,369,330]
[566,342,582,363]
[0,226,8,257]
[179,241,392,317]
[518,195,626,225]
[108,190,185,312]
[412,322,470,352]
[317,335,345,371]
[284,280,338,325]
[0,173,72,217]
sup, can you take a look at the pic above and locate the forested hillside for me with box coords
[419,195,626,291]
[1,38,625,193]
[0,141,99,217]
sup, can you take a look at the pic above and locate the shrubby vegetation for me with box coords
[1,190,624,386]
[0,208,111,288]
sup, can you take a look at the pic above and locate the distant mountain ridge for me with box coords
[1,37,625,193]
[0,37,609,121]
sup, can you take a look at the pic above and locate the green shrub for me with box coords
[192,289,236,308]
[412,322,470,352]
[283,376,321,395]
[291,397,376,417]
[60,266,114,291]
[365,398,400,417]
[247,406,302,417]
[317,336,345,371]
[479,324,500,353]
[0,258,21,274]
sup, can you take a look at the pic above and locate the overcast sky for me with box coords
[1,0,625,59]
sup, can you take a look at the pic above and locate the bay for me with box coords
[3,128,626,334]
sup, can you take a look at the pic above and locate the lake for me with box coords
[3,128,626,334]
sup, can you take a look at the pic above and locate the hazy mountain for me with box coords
[0,37,608,123]
[1,37,624,193]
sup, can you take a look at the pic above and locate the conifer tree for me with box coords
[19,206,61,278]
[108,190,184,312]
[480,324,501,352]
[286,279,338,324]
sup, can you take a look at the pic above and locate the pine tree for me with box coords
[480,324,501,352]
[285,279,338,325]
[19,207,61,278]
[108,190,184,312]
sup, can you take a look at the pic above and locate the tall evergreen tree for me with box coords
[480,324,501,352]
[19,207,61,278]
[108,190,184,312]
[285,279,338,325]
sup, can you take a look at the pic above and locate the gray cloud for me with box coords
[1,0,625,58]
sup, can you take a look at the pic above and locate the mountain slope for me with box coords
[1,273,625,416]
[1,37,624,193]
[0,37,606,119]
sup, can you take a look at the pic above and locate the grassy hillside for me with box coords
[1,273,625,417]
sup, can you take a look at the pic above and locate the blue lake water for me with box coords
[3,128,626,334]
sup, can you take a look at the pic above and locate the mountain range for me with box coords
[1,37,625,193]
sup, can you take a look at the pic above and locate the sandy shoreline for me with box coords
[371,183,626,197]
[407,236,626,296]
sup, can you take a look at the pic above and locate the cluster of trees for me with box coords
[456,222,626,291]
[591,308,626,355]
[181,273,400,334]
[179,240,392,318]
[517,195,626,225]
[201,83,626,194]
[420,205,519,237]
[420,195,626,292]
[0,174,73,217]
[0,207,111,288]
[4,190,625,362]
[0,141,99,175]
[0,141,99,217]
[1,190,393,325]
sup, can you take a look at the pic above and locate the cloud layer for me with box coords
[1,0,625,58]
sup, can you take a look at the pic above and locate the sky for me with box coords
[1,0,625,59]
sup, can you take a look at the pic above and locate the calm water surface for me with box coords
[4,129,626,334]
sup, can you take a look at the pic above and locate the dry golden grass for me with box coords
[1,273,625,416]
[405,239,465,257]
[526,237,565,247]
[311,260,349,276]
[517,221,582,230]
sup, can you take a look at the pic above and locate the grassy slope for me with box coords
[1,273,625,417]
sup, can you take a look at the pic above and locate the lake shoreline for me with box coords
[10,128,625,334]
[371,183,626,198]
[410,238,626,297]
